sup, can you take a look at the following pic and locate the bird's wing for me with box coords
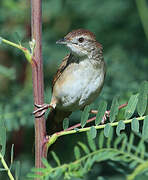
[52,54,71,88]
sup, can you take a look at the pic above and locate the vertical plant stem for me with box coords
[31,0,47,170]
[0,153,14,180]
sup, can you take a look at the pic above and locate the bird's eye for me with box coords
[78,37,84,43]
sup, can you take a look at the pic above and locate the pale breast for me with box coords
[52,59,105,110]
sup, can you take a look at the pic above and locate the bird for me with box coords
[33,29,106,134]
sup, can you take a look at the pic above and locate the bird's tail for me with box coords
[46,109,71,135]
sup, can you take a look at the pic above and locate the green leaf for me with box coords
[109,96,119,122]
[31,167,47,173]
[10,144,14,165]
[142,116,148,140]
[98,130,104,149]
[87,131,96,151]
[83,157,93,172]
[0,168,6,171]
[63,118,69,130]
[127,133,134,153]
[0,37,2,44]
[81,105,90,128]
[129,161,138,169]
[139,143,145,159]
[106,126,113,148]
[90,126,97,139]
[131,118,139,133]
[52,168,63,179]
[78,142,90,154]
[74,146,81,160]
[51,151,60,166]
[120,134,127,151]
[135,139,144,156]
[15,161,20,180]
[114,133,126,148]
[0,107,6,156]
[137,81,148,116]
[104,123,111,138]
[42,158,52,169]
[125,94,138,119]
[95,100,107,125]
[27,173,41,178]
[14,32,22,45]
[116,120,125,136]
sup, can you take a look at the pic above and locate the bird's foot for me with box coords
[90,109,110,124]
[32,103,54,117]
[101,110,110,124]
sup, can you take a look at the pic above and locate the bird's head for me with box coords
[56,29,102,57]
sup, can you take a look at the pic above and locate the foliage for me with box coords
[1,81,148,179]
[27,131,148,180]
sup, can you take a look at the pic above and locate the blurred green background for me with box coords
[0,0,148,179]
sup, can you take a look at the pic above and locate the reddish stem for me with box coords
[118,103,128,109]
[31,0,47,171]
[67,116,97,131]
[56,102,128,135]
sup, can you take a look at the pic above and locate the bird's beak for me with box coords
[56,38,67,45]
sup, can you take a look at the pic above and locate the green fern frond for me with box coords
[27,131,148,179]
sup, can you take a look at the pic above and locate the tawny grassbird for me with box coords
[33,29,106,134]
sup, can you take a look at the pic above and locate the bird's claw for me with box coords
[105,110,110,118]
[32,103,52,118]
[101,110,110,124]
[34,103,47,108]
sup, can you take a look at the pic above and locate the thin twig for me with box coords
[57,102,128,134]
[91,102,128,115]
[62,117,96,132]
[47,115,146,148]
[118,103,128,110]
